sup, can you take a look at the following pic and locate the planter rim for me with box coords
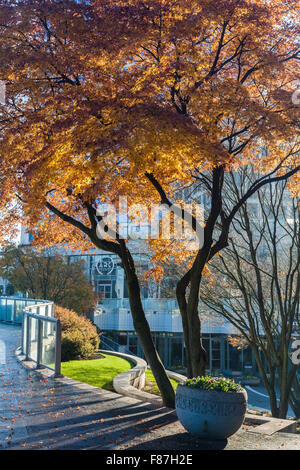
[177,383,246,396]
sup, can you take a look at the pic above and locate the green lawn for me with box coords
[144,369,179,396]
[61,355,180,396]
[61,354,132,391]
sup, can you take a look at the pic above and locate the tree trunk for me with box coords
[121,247,175,408]
[251,345,280,417]
[278,348,290,419]
[269,391,279,418]
[176,276,193,378]
[187,301,207,377]
[182,165,224,377]
[176,271,207,378]
[185,250,211,377]
[290,373,300,418]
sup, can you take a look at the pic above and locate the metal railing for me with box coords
[0,296,54,324]
[100,335,139,358]
[21,302,61,377]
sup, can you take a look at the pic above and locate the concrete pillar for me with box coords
[163,335,169,368]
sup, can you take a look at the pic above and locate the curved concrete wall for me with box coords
[99,349,186,406]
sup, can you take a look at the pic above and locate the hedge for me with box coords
[55,305,100,361]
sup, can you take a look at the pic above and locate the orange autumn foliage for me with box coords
[0,0,298,261]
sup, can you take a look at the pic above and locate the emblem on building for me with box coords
[96,256,114,276]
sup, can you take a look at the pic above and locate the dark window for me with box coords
[118,334,127,346]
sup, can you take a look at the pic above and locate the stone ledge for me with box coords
[244,413,297,435]
[103,350,187,406]
[100,350,188,406]
[165,369,187,383]
[100,349,164,406]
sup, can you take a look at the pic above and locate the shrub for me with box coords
[55,305,100,361]
[184,376,243,393]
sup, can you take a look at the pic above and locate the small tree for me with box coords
[0,245,96,314]
[200,168,300,418]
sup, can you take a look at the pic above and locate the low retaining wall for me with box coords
[99,349,186,406]
[244,412,297,434]
[99,349,146,388]
[166,370,187,383]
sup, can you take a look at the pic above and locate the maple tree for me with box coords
[0,0,299,406]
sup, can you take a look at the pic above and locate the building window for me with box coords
[211,338,221,371]
[97,282,112,299]
[118,333,127,346]
[129,336,138,355]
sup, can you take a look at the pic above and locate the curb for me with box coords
[100,349,163,406]
[244,413,297,435]
[100,349,186,406]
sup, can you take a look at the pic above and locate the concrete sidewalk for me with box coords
[0,322,299,450]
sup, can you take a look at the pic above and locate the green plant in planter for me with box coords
[184,376,243,393]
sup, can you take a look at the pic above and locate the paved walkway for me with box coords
[0,322,299,450]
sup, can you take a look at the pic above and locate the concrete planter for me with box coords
[175,384,248,440]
